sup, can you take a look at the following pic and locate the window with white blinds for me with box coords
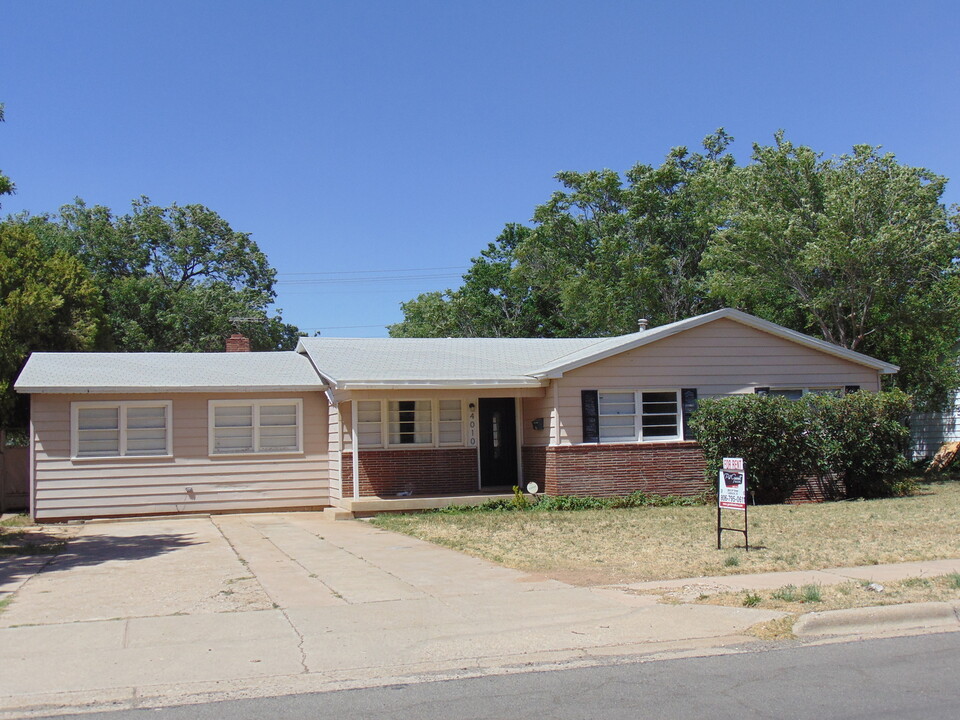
[355,399,465,448]
[209,400,302,455]
[72,402,171,458]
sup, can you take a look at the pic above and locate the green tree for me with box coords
[704,133,960,409]
[519,129,734,335]
[392,130,735,338]
[0,224,100,426]
[15,198,301,352]
[390,224,563,337]
[0,103,14,204]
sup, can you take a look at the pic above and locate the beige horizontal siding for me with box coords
[31,391,331,520]
[522,392,554,447]
[556,318,883,444]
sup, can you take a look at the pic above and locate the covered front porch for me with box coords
[330,386,549,508]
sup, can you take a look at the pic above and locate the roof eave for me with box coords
[340,378,547,390]
[15,384,327,394]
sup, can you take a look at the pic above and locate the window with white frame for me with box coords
[354,399,465,448]
[209,400,302,455]
[72,401,172,458]
[598,390,680,442]
[438,399,463,445]
[388,400,432,445]
[356,400,384,448]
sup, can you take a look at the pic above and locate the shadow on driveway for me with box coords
[0,531,200,589]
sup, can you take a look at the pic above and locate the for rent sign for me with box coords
[719,457,746,510]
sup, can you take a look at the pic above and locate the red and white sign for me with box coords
[719,457,746,509]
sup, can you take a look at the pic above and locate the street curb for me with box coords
[794,601,960,637]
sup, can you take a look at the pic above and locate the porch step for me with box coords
[323,507,355,521]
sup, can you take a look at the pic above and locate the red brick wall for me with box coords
[522,446,547,490]
[537,442,708,498]
[342,449,478,497]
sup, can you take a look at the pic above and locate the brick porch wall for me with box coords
[521,446,547,490]
[342,449,479,497]
[540,442,708,498]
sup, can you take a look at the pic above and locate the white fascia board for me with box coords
[531,308,899,377]
[16,384,327,394]
[340,378,547,390]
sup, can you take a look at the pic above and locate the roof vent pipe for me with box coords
[637,318,649,331]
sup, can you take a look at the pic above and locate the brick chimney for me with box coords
[225,333,251,352]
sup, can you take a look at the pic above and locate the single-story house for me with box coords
[14,308,898,521]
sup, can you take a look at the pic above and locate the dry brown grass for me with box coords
[371,479,960,585]
[697,573,960,614]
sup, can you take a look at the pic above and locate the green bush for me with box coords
[690,390,913,503]
[806,389,913,499]
[690,394,823,503]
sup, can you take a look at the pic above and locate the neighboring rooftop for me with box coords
[14,352,325,394]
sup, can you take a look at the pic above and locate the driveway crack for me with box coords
[209,518,309,674]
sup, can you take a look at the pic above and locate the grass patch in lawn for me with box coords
[370,478,960,585]
[697,574,960,614]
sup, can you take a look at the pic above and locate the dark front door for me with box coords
[478,398,518,489]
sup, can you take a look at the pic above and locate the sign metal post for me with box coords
[717,457,749,551]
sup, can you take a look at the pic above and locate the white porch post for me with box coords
[351,400,360,499]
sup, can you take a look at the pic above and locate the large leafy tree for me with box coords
[704,134,960,409]
[519,129,734,335]
[0,224,100,426]
[390,224,564,337]
[391,131,735,338]
[16,198,301,352]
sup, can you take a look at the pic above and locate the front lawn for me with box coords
[370,479,960,585]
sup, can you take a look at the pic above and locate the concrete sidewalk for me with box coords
[0,512,957,717]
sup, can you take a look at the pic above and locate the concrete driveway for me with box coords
[0,513,783,715]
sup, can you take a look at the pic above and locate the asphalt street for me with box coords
[45,632,960,720]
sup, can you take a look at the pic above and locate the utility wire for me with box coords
[277,265,467,277]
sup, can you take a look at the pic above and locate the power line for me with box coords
[302,323,391,330]
[277,265,467,277]
[276,273,463,286]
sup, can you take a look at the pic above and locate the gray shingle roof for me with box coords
[14,309,899,395]
[297,308,899,389]
[15,352,325,394]
[295,336,603,388]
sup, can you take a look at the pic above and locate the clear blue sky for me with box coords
[3,1,958,337]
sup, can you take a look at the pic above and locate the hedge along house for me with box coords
[15,309,898,521]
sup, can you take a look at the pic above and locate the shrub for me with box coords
[690,394,823,503]
[691,390,913,503]
[806,389,913,499]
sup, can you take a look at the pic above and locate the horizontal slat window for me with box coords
[73,402,171,458]
[599,392,637,442]
[640,391,680,439]
[388,400,432,445]
[209,400,302,455]
[356,401,384,448]
[438,399,463,445]
[355,399,468,449]
[595,390,681,443]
